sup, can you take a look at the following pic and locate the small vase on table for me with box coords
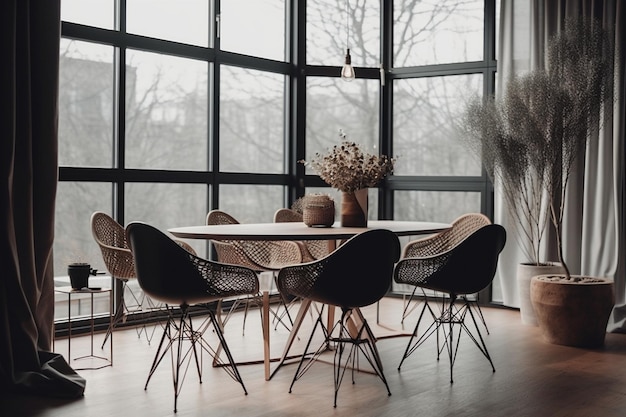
[340,188,368,227]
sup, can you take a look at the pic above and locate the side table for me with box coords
[54,286,113,370]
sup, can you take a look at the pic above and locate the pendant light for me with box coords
[341,0,355,81]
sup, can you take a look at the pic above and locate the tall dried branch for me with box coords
[461,17,615,274]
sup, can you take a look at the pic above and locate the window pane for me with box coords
[61,0,114,30]
[54,182,113,278]
[125,183,208,256]
[59,40,115,168]
[220,0,286,61]
[305,77,380,173]
[125,50,208,171]
[394,0,484,67]
[219,66,285,174]
[219,185,285,223]
[394,190,481,222]
[393,74,482,176]
[127,0,209,47]
[307,0,380,66]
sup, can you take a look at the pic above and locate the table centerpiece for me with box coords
[300,130,394,227]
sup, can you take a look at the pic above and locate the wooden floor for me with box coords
[3,297,626,417]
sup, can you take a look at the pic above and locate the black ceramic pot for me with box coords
[68,263,91,289]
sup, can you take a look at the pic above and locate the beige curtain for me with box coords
[495,0,626,331]
[0,0,86,396]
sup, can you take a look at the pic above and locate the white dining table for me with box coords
[169,220,450,380]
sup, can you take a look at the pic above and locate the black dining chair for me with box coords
[91,211,199,347]
[397,213,493,328]
[394,223,506,383]
[125,222,259,413]
[276,229,401,407]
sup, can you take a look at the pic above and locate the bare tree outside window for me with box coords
[306,77,380,167]
[304,0,484,216]
[220,185,286,223]
[307,0,380,67]
[219,66,285,174]
[125,50,208,171]
[394,0,484,67]
[56,0,494,303]
[393,74,483,176]
[58,40,114,168]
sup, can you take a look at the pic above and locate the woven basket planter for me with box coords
[302,194,335,227]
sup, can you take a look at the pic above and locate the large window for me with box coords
[219,67,286,174]
[393,0,485,66]
[393,75,483,176]
[56,1,498,325]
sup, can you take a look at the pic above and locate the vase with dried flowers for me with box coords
[300,131,394,227]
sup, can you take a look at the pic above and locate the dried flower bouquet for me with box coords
[301,131,394,193]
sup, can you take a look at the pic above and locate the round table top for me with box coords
[168,220,450,241]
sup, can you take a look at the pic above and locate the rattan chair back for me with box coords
[273,208,303,223]
[206,210,301,271]
[91,211,136,279]
[402,213,491,258]
[273,208,330,262]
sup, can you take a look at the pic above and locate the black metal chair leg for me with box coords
[329,309,391,407]
[206,310,248,394]
[398,298,440,370]
[288,306,328,393]
[145,315,174,389]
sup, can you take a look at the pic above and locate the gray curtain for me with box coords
[495,0,626,331]
[0,0,86,396]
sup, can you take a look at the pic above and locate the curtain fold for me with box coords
[495,0,626,332]
[1,0,85,396]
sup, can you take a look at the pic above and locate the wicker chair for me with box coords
[91,211,147,347]
[206,210,302,334]
[91,211,196,346]
[272,208,331,329]
[398,213,492,327]
[394,224,506,383]
[277,229,401,407]
[125,222,258,413]
[273,208,331,261]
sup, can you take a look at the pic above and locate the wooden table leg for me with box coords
[262,290,270,380]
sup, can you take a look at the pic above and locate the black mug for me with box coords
[68,263,91,289]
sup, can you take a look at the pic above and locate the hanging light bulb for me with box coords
[341,0,355,81]
[341,48,355,81]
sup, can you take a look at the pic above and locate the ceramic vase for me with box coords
[340,188,368,227]
[517,262,565,325]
